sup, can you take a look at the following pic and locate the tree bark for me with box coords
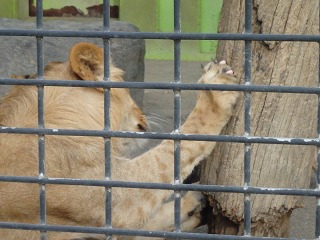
[201,0,319,237]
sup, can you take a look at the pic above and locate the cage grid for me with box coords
[0,0,320,239]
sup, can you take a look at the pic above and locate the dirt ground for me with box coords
[143,60,316,239]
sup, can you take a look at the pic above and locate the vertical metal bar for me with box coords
[36,0,46,239]
[103,0,110,31]
[244,0,252,236]
[317,147,320,238]
[173,0,181,237]
[315,5,320,235]
[103,1,112,239]
[316,5,320,238]
[36,0,43,29]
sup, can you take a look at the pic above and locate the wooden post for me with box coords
[201,0,319,236]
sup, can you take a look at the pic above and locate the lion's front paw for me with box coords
[199,60,239,112]
[200,60,236,84]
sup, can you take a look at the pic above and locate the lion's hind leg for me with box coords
[130,190,204,240]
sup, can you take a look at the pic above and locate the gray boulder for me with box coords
[0,18,145,106]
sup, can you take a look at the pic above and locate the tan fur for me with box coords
[0,42,239,240]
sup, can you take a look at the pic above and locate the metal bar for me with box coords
[244,0,252,236]
[317,147,320,237]
[0,221,294,240]
[103,0,110,29]
[0,176,320,197]
[1,127,320,146]
[36,1,46,239]
[36,0,43,29]
[0,29,320,42]
[173,0,182,236]
[103,1,112,239]
[0,1,318,239]
[3,78,320,94]
[316,6,320,238]
[316,33,320,239]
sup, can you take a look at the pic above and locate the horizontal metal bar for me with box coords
[0,29,319,42]
[0,127,319,146]
[0,221,292,240]
[1,78,320,94]
[0,175,319,197]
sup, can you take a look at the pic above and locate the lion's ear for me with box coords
[69,42,103,81]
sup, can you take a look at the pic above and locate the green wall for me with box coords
[0,0,222,61]
[0,0,20,19]
[120,0,222,60]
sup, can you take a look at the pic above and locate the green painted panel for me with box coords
[181,0,199,33]
[158,0,173,32]
[157,0,201,33]
[119,0,158,32]
[0,0,18,18]
[119,0,222,60]
[200,0,223,53]
[111,0,120,5]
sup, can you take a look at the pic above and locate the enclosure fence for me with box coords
[0,0,320,239]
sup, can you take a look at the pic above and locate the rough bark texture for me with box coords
[201,0,319,237]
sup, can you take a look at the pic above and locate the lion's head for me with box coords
[1,42,147,158]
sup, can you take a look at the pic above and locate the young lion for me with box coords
[0,42,239,240]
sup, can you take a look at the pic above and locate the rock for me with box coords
[0,18,145,106]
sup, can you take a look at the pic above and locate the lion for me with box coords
[0,42,239,240]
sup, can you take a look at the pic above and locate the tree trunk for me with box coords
[201,0,319,237]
